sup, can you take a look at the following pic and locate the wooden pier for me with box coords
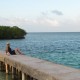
[0,51,80,80]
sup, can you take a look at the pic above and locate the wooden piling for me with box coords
[5,64,9,74]
[22,72,26,80]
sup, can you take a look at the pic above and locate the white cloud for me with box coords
[36,18,60,27]
[52,10,63,15]
[0,17,60,27]
[41,12,48,16]
[0,16,80,32]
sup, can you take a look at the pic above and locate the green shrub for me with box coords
[0,26,27,39]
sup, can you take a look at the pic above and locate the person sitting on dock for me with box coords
[6,43,23,55]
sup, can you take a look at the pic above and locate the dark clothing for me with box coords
[8,47,16,55]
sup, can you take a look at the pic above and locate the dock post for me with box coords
[9,65,12,73]
[12,67,16,79]
[0,62,5,71]
[0,61,2,71]
[0,62,1,70]
[5,64,9,74]
[3,63,6,71]
[22,72,26,80]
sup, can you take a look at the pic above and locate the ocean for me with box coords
[0,32,80,80]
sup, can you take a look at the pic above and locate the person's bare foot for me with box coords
[6,52,10,56]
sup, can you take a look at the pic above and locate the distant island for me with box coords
[0,26,27,39]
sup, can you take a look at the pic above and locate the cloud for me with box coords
[0,15,80,32]
[36,18,60,27]
[52,10,63,15]
[41,12,47,15]
[41,12,48,16]
[0,17,60,27]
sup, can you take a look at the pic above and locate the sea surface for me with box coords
[0,32,80,80]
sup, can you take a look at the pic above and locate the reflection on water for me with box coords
[6,74,9,80]
[0,72,11,80]
[0,63,21,80]
[0,71,20,80]
[0,64,22,80]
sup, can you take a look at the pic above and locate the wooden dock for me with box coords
[0,51,80,80]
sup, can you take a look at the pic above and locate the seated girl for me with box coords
[6,43,24,55]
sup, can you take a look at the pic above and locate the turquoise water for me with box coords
[0,32,80,69]
[0,32,80,80]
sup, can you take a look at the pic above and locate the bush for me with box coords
[0,26,27,39]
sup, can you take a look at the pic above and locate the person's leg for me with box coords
[15,48,23,55]
[12,50,16,55]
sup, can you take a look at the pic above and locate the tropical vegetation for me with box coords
[0,26,27,39]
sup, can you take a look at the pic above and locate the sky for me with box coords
[0,0,80,32]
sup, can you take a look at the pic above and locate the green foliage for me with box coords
[0,26,27,39]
